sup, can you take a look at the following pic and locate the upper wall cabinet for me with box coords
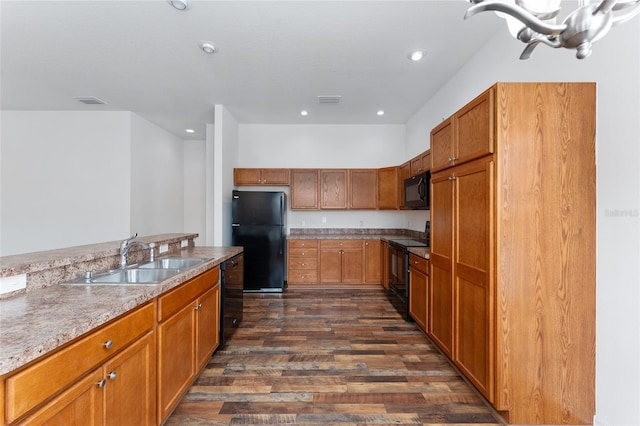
[378,166,400,210]
[409,150,430,176]
[290,169,319,210]
[319,169,348,209]
[348,169,378,209]
[234,168,290,186]
[431,88,494,173]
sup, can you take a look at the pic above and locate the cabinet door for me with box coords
[428,172,454,357]
[196,285,221,371]
[349,169,377,209]
[290,169,319,210]
[363,240,381,284]
[381,241,389,289]
[319,247,342,283]
[261,169,290,185]
[341,246,364,284]
[104,331,156,426]
[157,303,196,421]
[453,157,494,401]
[430,118,454,173]
[377,166,400,210]
[234,168,262,185]
[398,162,411,209]
[409,264,428,332]
[15,369,104,426]
[455,88,494,165]
[320,169,348,209]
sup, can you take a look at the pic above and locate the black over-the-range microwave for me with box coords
[404,171,430,209]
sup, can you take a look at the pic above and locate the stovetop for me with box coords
[387,238,428,248]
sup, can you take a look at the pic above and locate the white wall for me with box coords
[0,111,131,255]
[183,139,206,245]
[130,113,184,236]
[405,23,640,426]
[221,107,239,246]
[237,124,423,231]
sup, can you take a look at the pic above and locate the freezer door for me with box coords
[231,225,285,292]
[232,190,285,226]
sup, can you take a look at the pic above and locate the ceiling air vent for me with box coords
[74,97,106,105]
[317,95,341,104]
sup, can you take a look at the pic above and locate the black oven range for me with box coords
[387,238,428,321]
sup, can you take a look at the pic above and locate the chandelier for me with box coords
[465,0,640,59]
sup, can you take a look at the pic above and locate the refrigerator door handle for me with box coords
[232,223,240,227]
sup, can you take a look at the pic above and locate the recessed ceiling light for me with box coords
[168,0,190,11]
[300,110,308,116]
[408,50,425,61]
[377,110,385,116]
[185,129,195,134]
[199,41,217,54]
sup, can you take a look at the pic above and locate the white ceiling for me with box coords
[1,0,502,139]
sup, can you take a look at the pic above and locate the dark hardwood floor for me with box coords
[167,288,503,425]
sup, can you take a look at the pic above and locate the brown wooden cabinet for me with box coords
[157,267,220,423]
[429,83,596,425]
[409,254,428,332]
[290,169,319,210]
[349,169,378,209]
[381,240,390,290]
[4,303,156,426]
[398,162,411,209]
[431,89,493,173]
[287,239,319,284]
[363,240,382,284]
[377,166,400,210]
[234,168,290,185]
[319,169,348,209]
[409,150,430,176]
[319,240,363,284]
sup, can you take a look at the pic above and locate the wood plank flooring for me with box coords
[167,288,503,425]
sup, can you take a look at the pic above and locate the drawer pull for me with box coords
[97,379,107,388]
[194,303,203,311]
[108,370,117,380]
[103,340,113,349]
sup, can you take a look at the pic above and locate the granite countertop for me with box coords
[0,246,242,376]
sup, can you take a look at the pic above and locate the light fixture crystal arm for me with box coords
[465,0,566,35]
[465,0,640,59]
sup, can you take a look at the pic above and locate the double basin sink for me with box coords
[64,257,212,286]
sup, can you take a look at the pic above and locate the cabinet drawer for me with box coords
[288,270,318,283]
[319,240,363,249]
[4,302,155,423]
[288,240,318,249]
[158,267,219,322]
[288,258,317,270]
[409,254,429,274]
[288,248,318,258]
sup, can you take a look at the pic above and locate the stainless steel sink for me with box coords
[64,268,181,285]
[138,257,209,270]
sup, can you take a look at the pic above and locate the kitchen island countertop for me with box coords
[0,246,242,376]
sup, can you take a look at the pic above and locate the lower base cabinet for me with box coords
[408,254,428,332]
[157,268,220,423]
[4,303,156,426]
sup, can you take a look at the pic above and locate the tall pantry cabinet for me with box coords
[429,83,595,425]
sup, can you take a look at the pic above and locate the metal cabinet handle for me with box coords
[448,176,457,181]
[104,340,113,349]
[108,370,117,380]
[448,156,458,162]
[194,303,203,311]
[97,379,107,388]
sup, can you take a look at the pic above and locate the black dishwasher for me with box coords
[220,254,244,345]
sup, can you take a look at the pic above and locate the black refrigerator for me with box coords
[231,190,286,292]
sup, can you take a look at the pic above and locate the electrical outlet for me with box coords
[160,244,169,253]
[359,220,364,228]
[0,274,27,295]
[301,220,306,227]
[181,240,188,248]
[322,216,327,224]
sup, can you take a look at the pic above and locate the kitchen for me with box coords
[1,2,639,426]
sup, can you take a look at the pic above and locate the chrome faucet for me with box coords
[119,234,154,268]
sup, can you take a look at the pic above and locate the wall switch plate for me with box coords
[0,274,27,295]
[160,244,169,253]
[181,240,188,248]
